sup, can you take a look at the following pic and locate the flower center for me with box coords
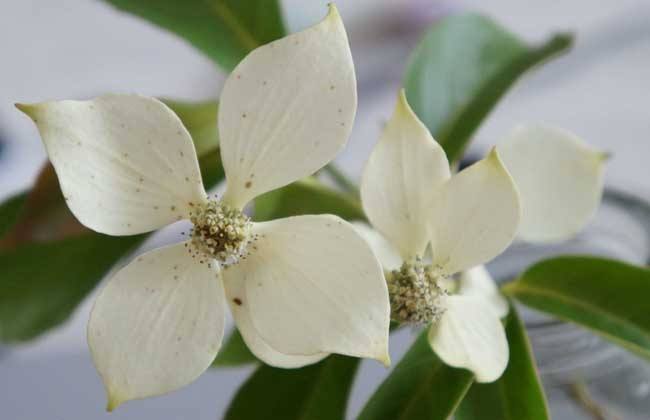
[387,258,447,325]
[188,199,252,266]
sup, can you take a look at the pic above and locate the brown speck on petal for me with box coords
[233,298,243,306]
[245,181,252,189]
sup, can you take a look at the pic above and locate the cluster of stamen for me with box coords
[387,258,447,325]
[187,199,253,266]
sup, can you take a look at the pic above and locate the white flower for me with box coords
[16,5,390,410]
[357,90,605,382]
[498,124,606,243]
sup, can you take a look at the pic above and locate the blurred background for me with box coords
[1,0,649,419]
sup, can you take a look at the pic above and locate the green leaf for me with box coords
[254,178,365,222]
[456,304,549,420]
[163,99,219,156]
[0,234,143,341]
[503,256,650,361]
[212,329,257,367]
[404,13,572,162]
[0,192,27,238]
[358,331,473,420]
[0,99,225,342]
[102,0,286,71]
[225,355,359,420]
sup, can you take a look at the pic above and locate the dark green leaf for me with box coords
[0,234,142,341]
[404,13,572,162]
[102,0,286,71]
[358,331,473,420]
[225,355,359,420]
[503,256,650,361]
[0,192,27,238]
[212,329,257,366]
[456,304,549,420]
[254,178,365,222]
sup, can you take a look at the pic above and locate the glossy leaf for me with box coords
[0,192,26,238]
[212,329,257,367]
[503,256,650,361]
[404,13,572,162]
[253,177,365,222]
[456,304,549,420]
[0,100,223,342]
[358,331,473,420]
[102,0,286,71]
[0,234,142,341]
[225,355,359,420]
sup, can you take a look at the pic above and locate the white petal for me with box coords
[361,90,450,260]
[498,125,606,243]
[429,149,521,275]
[88,242,225,410]
[219,5,356,209]
[428,295,508,383]
[224,215,390,365]
[458,266,509,318]
[223,274,328,368]
[351,222,403,271]
[17,96,207,235]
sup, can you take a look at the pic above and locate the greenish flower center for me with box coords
[387,258,447,325]
[189,200,252,266]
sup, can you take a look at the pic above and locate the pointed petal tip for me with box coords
[326,3,341,19]
[15,102,38,117]
[394,88,413,116]
[596,150,612,162]
[372,339,391,367]
[106,392,124,412]
[378,351,392,368]
[486,146,501,163]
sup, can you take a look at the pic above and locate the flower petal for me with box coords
[223,274,328,368]
[429,149,521,275]
[16,95,207,235]
[361,90,450,260]
[498,124,606,243]
[218,5,356,209]
[224,215,390,365]
[87,242,225,410]
[428,295,508,382]
[458,266,509,318]
[351,222,403,271]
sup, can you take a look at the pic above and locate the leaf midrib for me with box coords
[507,282,650,355]
[398,358,472,420]
[205,0,260,51]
